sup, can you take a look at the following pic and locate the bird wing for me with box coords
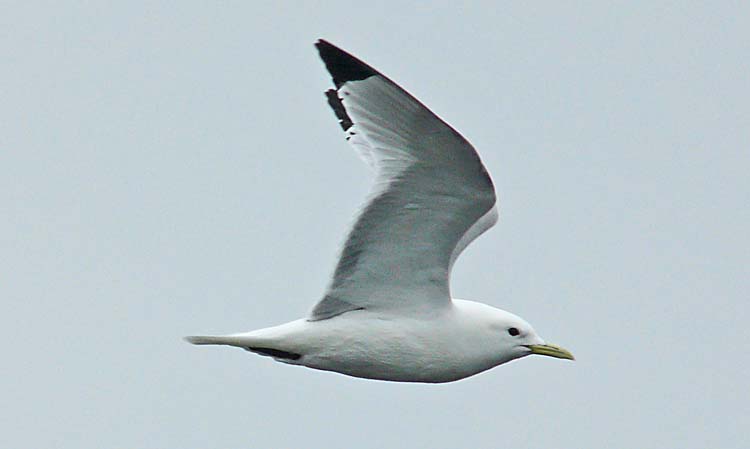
[310,40,498,320]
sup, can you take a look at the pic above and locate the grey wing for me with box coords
[310,40,498,320]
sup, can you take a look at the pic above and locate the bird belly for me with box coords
[287,313,496,383]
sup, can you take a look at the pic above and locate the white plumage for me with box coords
[186,40,573,383]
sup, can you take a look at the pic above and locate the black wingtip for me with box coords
[325,89,354,131]
[315,39,379,88]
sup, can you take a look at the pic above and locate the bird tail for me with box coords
[183,334,255,347]
[185,335,225,345]
[184,333,302,361]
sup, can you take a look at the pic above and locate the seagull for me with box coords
[186,40,574,383]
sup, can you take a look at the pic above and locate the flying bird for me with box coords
[186,40,574,383]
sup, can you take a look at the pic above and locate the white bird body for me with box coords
[186,40,573,383]
[189,300,540,383]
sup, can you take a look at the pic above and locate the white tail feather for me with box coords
[183,335,256,347]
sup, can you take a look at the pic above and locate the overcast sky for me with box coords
[3,2,749,448]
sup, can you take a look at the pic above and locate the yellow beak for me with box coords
[525,343,575,360]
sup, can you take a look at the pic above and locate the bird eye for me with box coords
[508,327,520,337]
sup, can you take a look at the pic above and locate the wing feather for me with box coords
[310,40,497,320]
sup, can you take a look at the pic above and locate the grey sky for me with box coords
[3,2,749,448]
